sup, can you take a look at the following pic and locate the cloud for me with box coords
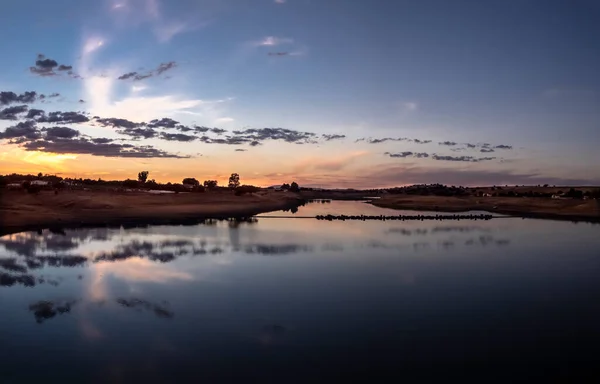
[0,105,28,120]
[431,155,496,162]
[29,54,73,77]
[0,91,38,105]
[322,134,346,141]
[159,132,196,142]
[275,0,286,3]
[26,109,45,119]
[117,127,158,139]
[231,127,317,144]
[215,117,234,123]
[385,151,430,159]
[37,111,90,124]
[0,120,41,140]
[95,117,143,129]
[117,61,177,81]
[42,126,80,139]
[480,148,495,153]
[235,149,247,152]
[439,141,458,146]
[154,22,189,43]
[146,117,180,128]
[385,151,413,158]
[413,139,432,144]
[402,102,418,111]
[495,145,513,150]
[256,36,294,46]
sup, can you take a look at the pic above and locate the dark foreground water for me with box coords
[1,201,600,382]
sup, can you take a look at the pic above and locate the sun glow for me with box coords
[22,151,78,166]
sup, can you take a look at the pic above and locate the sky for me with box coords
[1,0,599,188]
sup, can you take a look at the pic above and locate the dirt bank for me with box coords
[0,189,303,235]
[370,195,600,222]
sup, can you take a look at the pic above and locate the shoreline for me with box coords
[0,190,303,236]
[368,195,600,223]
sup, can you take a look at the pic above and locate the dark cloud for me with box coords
[156,61,177,75]
[0,91,37,105]
[0,105,28,120]
[159,132,197,142]
[385,151,413,158]
[118,72,138,80]
[26,109,45,119]
[268,52,290,56]
[147,117,179,129]
[495,145,513,150]
[117,61,178,81]
[0,120,41,140]
[22,137,186,158]
[193,125,210,133]
[79,99,85,103]
[117,127,158,139]
[29,55,73,77]
[439,141,458,146]
[37,111,89,124]
[413,139,432,144]
[235,148,247,152]
[432,155,496,162]
[210,127,227,135]
[480,148,495,153]
[48,93,60,98]
[232,127,316,144]
[385,151,430,159]
[42,126,80,139]
[95,117,142,129]
[91,137,114,144]
[466,143,477,148]
[322,134,346,141]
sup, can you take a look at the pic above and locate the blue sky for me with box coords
[0,0,599,187]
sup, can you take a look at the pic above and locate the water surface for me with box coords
[1,201,599,382]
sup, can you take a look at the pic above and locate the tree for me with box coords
[281,183,291,190]
[290,182,300,192]
[228,173,240,189]
[138,171,149,184]
[203,180,218,189]
[182,178,199,187]
[37,172,43,179]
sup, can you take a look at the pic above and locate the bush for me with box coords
[27,185,42,194]
[235,185,261,196]
[122,179,139,189]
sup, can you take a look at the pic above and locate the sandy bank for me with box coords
[0,190,303,235]
[370,195,600,222]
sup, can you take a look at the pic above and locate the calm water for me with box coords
[1,201,600,382]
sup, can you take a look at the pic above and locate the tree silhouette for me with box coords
[203,180,218,189]
[138,171,149,184]
[290,182,300,192]
[228,173,240,189]
[182,178,199,187]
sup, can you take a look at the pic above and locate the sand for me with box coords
[370,195,600,222]
[0,189,303,235]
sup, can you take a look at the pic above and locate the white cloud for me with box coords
[215,117,234,123]
[131,84,147,92]
[89,94,207,122]
[402,102,418,111]
[154,21,188,43]
[256,36,294,46]
[275,0,286,3]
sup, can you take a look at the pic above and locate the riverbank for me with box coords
[0,190,303,236]
[369,195,600,222]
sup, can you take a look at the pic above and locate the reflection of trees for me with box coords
[29,300,78,323]
[28,298,174,323]
[245,244,312,255]
[387,226,489,236]
[116,298,174,319]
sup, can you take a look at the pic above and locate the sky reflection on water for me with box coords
[1,201,600,382]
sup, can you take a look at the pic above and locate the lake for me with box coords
[1,201,600,382]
